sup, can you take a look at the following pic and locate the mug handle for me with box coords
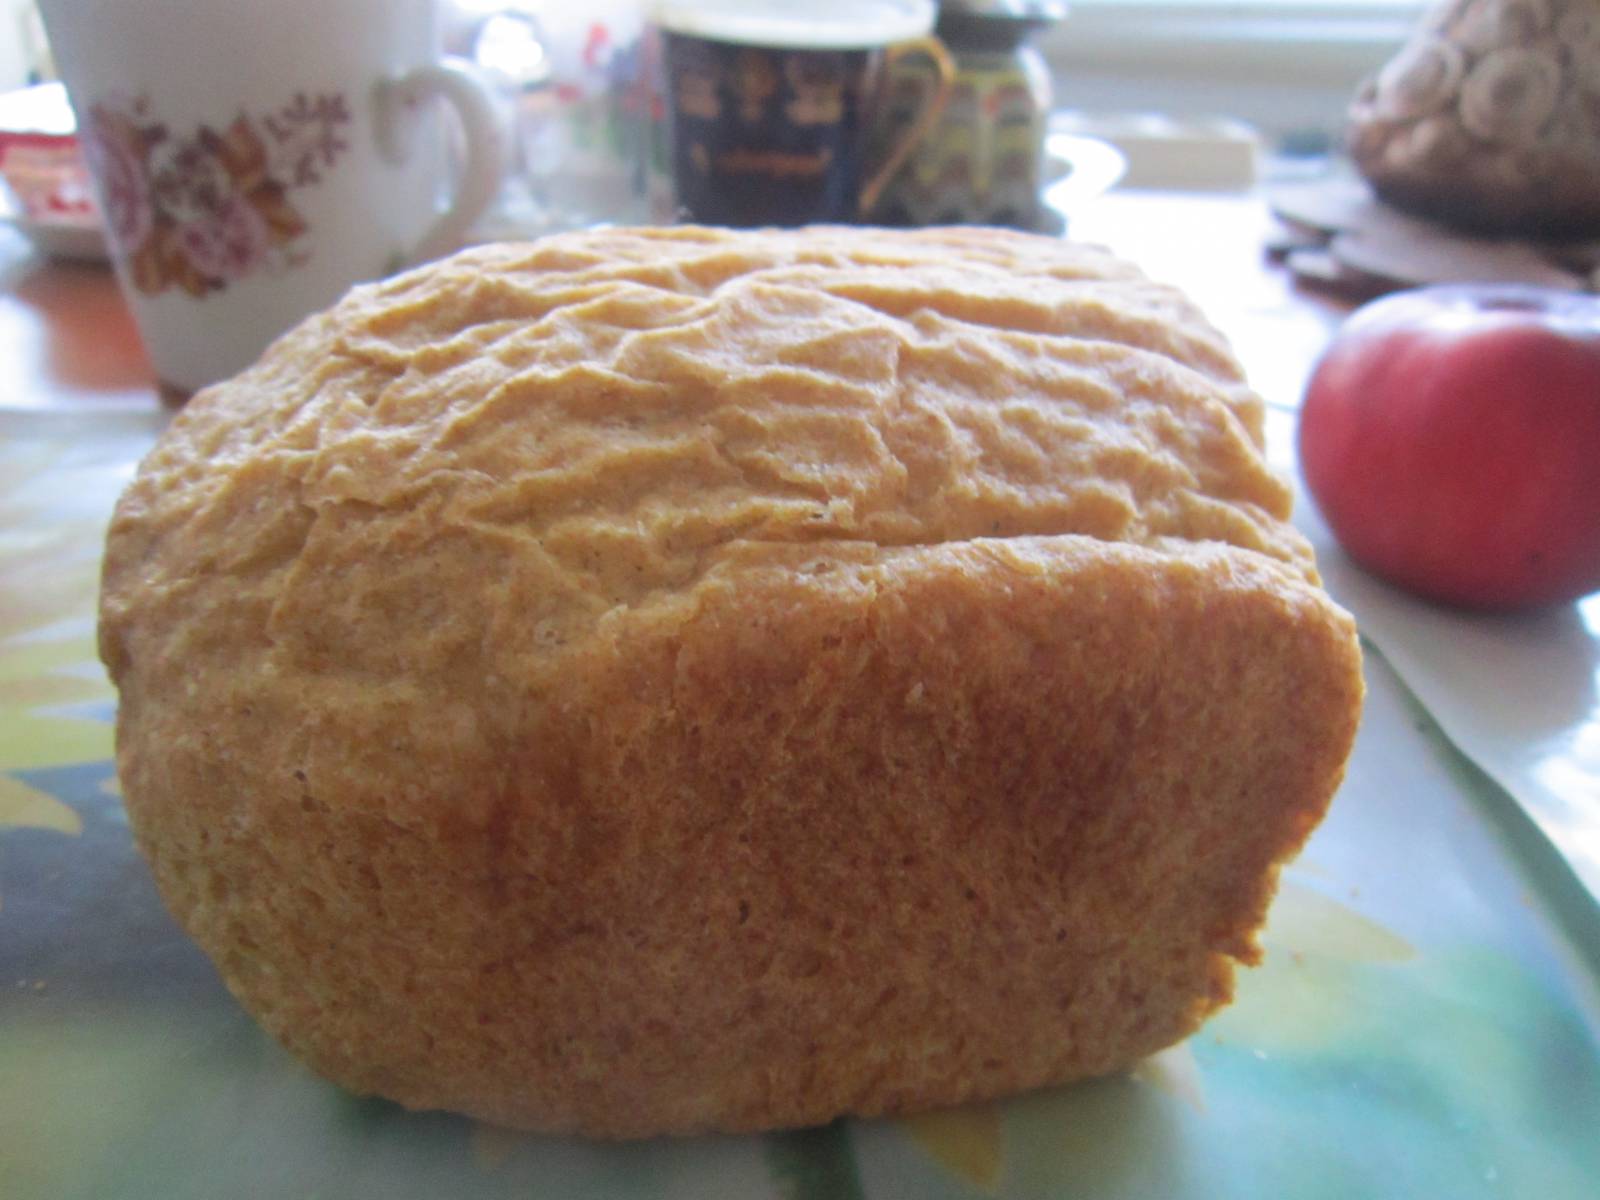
[859,35,956,217]
[375,57,506,265]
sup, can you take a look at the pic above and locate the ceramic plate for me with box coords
[0,188,107,263]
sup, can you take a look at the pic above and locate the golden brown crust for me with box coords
[99,225,1362,1137]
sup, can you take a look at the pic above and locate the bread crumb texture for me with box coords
[98,225,1363,1137]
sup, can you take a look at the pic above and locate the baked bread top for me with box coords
[101,224,1312,691]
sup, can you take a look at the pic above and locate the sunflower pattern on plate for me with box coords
[0,434,126,855]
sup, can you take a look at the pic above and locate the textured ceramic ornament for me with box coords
[1348,0,1600,238]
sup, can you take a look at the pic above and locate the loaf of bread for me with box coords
[99,225,1363,1138]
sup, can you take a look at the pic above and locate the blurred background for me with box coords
[0,0,1424,191]
[0,0,1422,151]
[6,0,1593,325]
[1038,0,1423,156]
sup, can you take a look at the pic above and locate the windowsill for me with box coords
[1038,0,1424,141]
[1046,0,1426,42]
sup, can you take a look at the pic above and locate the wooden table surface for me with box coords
[0,191,1352,417]
[0,223,154,412]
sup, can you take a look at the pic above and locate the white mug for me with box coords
[39,0,505,398]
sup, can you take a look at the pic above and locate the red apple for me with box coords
[1298,284,1600,610]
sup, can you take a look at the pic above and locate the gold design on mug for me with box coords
[675,68,721,121]
[714,146,833,178]
[784,52,846,126]
[733,49,779,123]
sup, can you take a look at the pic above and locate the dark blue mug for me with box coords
[655,6,954,227]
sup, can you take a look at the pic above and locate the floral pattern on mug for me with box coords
[81,92,351,297]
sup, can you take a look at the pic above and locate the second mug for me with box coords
[654,0,954,227]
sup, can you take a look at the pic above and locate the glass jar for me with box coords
[873,0,1064,230]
